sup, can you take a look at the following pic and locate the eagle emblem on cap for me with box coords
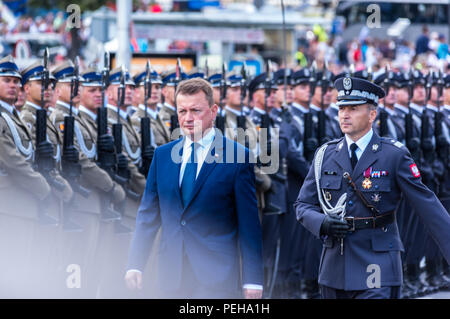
[304,69,310,77]
[343,77,352,91]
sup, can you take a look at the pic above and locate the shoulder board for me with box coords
[326,137,344,146]
[380,137,405,149]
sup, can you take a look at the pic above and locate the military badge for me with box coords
[371,193,381,203]
[165,121,171,128]
[410,163,420,178]
[59,123,64,132]
[343,77,352,91]
[362,178,372,189]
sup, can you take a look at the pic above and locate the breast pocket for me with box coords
[320,175,342,190]
[361,178,391,193]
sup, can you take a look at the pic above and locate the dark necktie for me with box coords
[181,142,199,207]
[350,143,358,170]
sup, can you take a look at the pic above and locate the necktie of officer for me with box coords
[350,143,358,170]
[181,142,199,207]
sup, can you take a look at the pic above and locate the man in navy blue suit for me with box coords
[125,78,264,298]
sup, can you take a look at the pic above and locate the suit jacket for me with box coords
[127,130,263,294]
[294,132,450,290]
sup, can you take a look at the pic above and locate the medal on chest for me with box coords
[362,167,372,189]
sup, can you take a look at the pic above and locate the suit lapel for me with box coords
[351,133,382,180]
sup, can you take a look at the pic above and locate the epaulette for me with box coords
[380,137,405,149]
[326,137,344,146]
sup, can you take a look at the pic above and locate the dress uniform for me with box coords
[158,69,186,139]
[280,68,315,297]
[50,61,124,297]
[130,69,170,147]
[294,76,450,299]
[0,56,53,297]
[19,61,76,297]
[372,72,405,142]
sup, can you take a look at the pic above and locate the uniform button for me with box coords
[389,243,393,249]
[181,220,186,226]
[348,200,353,206]
[326,182,330,187]
[375,185,379,190]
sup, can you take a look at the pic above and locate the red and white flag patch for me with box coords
[410,163,420,178]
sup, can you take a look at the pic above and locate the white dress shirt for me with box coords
[345,128,373,161]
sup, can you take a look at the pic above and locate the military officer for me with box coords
[130,68,170,147]
[0,55,53,297]
[294,76,450,299]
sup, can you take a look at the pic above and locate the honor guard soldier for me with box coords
[281,67,318,298]
[50,60,124,297]
[248,70,291,296]
[0,55,54,297]
[272,68,294,126]
[159,68,186,137]
[19,60,76,297]
[295,76,450,299]
[131,68,170,147]
[372,70,404,142]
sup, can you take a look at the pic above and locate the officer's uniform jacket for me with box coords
[295,131,450,290]
[0,101,51,220]
[130,104,170,147]
[50,101,116,214]
[106,104,146,196]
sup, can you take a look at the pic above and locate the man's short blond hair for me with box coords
[175,78,214,107]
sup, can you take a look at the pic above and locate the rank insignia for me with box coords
[324,191,332,202]
[338,143,343,150]
[372,144,379,152]
[371,193,381,203]
[362,178,372,189]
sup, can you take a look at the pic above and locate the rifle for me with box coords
[95,51,122,222]
[35,48,63,226]
[303,62,318,162]
[405,69,421,163]
[421,70,435,163]
[170,58,181,134]
[111,67,137,233]
[139,60,153,177]
[433,68,449,195]
[215,63,226,133]
[317,61,331,145]
[261,60,273,160]
[61,56,89,232]
[379,65,390,137]
[237,63,247,130]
